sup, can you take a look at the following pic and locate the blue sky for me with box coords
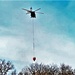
[0,0,75,73]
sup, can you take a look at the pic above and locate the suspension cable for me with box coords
[32,18,36,62]
[33,19,35,51]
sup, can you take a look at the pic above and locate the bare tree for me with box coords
[20,63,59,75]
[18,72,23,75]
[0,59,14,75]
[18,63,75,75]
[59,64,74,75]
[11,70,16,75]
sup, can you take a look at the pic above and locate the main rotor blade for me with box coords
[36,12,44,14]
[22,8,30,12]
[34,8,41,11]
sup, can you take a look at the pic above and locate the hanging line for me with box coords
[32,18,37,62]
[32,18,36,58]
[32,18,35,52]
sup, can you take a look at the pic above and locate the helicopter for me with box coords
[22,7,44,18]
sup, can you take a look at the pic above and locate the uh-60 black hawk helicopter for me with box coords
[22,7,44,18]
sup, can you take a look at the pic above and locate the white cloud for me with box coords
[32,27,75,67]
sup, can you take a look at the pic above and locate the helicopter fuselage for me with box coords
[28,11,36,18]
[31,11,36,18]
